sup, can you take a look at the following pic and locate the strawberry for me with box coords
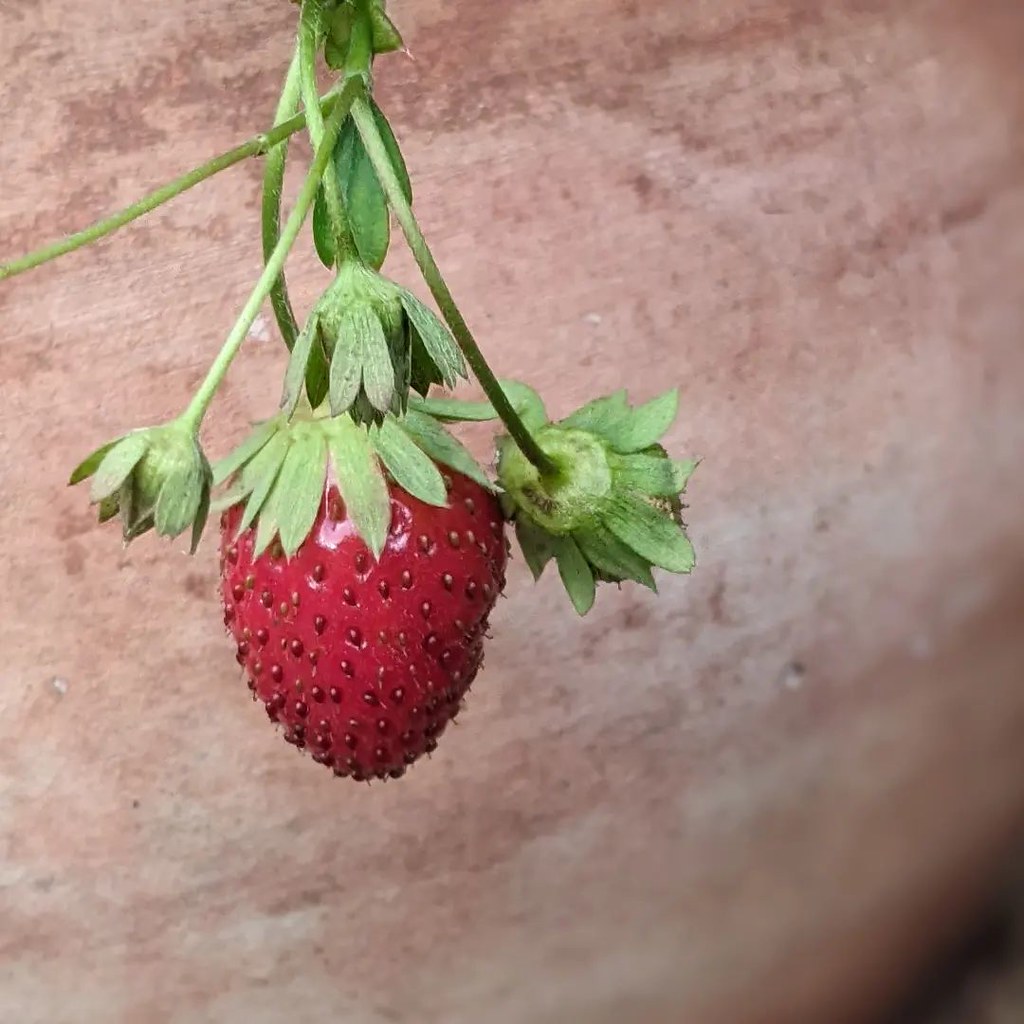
[219,468,507,781]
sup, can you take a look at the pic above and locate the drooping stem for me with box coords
[261,44,303,350]
[181,81,360,433]
[0,89,344,284]
[349,96,557,476]
[299,0,356,263]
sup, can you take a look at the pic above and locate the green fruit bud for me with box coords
[70,421,212,550]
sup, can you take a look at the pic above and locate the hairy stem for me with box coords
[0,90,344,284]
[299,0,356,263]
[181,81,360,433]
[261,44,303,350]
[350,96,556,476]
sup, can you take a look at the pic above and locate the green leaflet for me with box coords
[190,477,211,555]
[400,409,492,490]
[329,419,392,559]
[312,187,337,268]
[97,495,120,524]
[515,517,557,581]
[399,291,466,388]
[559,390,630,444]
[324,4,356,70]
[282,310,321,417]
[372,418,448,507]
[369,4,404,53]
[602,492,695,574]
[236,431,290,535]
[89,434,149,504]
[370,99,412,205]
[356,308,396,413]
[575,522,657,591]
[69,436,123,486]
[613,451,694,498]
[409,380,548,430]
[553,535,596,615]
[329,308,367,415]
[155,458,204,538]
[608,389,679,453]
[275,432,328,556]
[212,418,278,486]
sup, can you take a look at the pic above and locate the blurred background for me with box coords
[1,1,1023,1021]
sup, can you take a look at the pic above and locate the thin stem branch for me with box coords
[349,95,556,475]
[181,81,360,433]
[0,89,342,283]
[299,0,355,263]
[261,44,303,350]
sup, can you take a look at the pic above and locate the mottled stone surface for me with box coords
[1,1,1023,1022]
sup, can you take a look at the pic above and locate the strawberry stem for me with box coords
[261,44,303,351]
[299,0,357,265]
[350,94,557,477]
[181,79,362,434]
[0,89,344,284]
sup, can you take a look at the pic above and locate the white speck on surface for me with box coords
[778,662,806,692]
[50,677,69,697]
[248,314,272,344]
[583,312,602,326]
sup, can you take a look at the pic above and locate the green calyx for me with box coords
[69,421,213,551]
[281,260,466,425]
[213,404,492,560]
[430,382,697,615]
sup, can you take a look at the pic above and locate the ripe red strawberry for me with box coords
[219,470,507,781]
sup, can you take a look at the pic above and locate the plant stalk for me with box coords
[0,90,344,284]
[261,44,304,350]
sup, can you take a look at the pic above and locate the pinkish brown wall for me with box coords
[1,1,1023,1022]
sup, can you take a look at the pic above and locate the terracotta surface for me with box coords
[2,1,1024,1022]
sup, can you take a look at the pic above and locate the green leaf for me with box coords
[312,186,336,268]
[69,437,123,486]
[575,522,657,591]
[329,419,392,559]
[372,419,448,506]
[253,477,284,557]
[237,430,290,535]
[602,493,695,574]
[358,310,396,413]
[399,291,466,388]
[333,117,390,270]
[370,99,412,204]
[515,518,557,580]
[325,3,356,69]
[369,5,404,53]
[560,391,630,444]
[97,495,120,523]
[155,459,203,538]
[609,389,679,453]
[212,418,279,486]
[408,379,547,428]
[275,432,328,556]
[400,410,492,490]
[553,536,596,615]
[190,477,211,555]
[613,451,693,498]
[282,310,321,417]
[330,307,368,415]
[89,434,149,504]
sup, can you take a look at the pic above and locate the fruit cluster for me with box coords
[3,0,697,781]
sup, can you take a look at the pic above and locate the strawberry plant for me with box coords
[1,0,698,781]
